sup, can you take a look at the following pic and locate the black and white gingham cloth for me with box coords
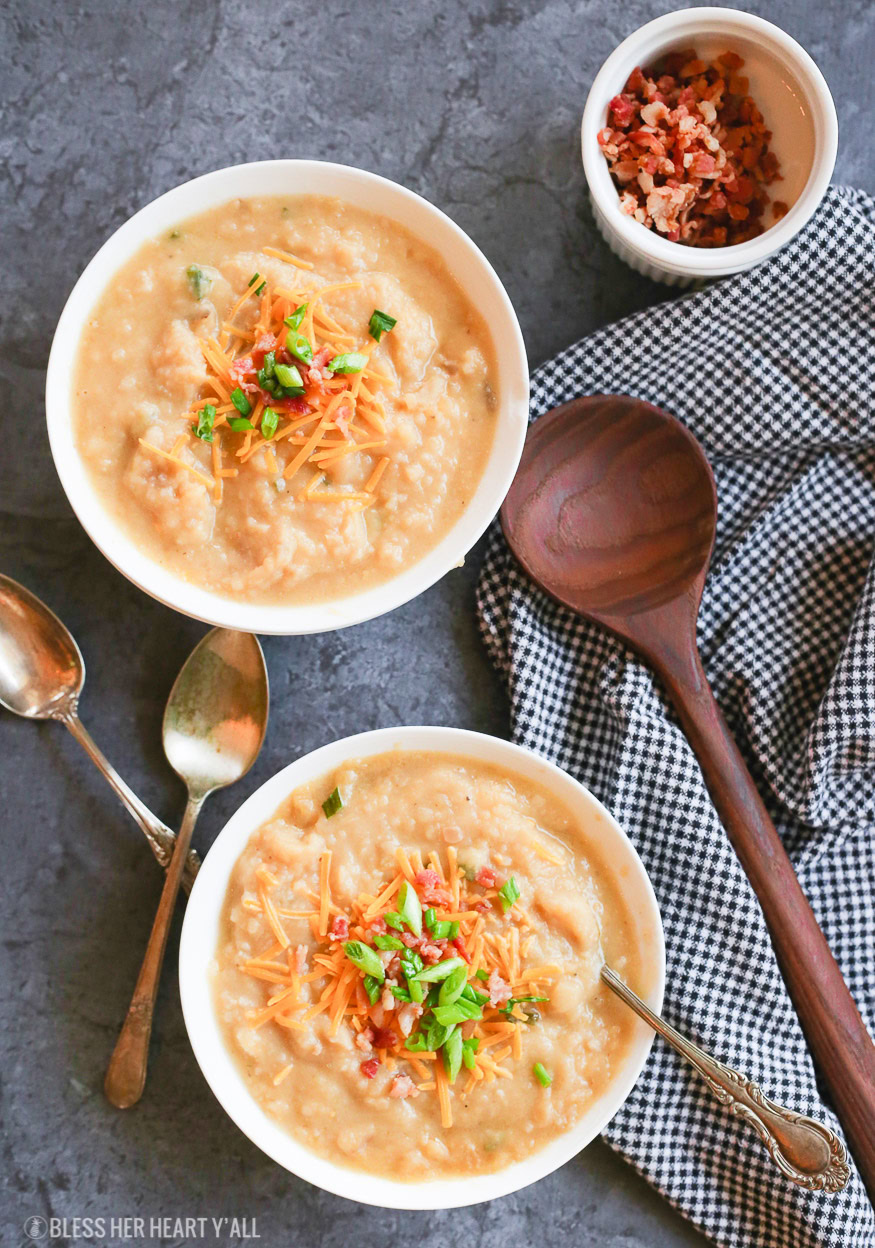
[477,186,875,1248]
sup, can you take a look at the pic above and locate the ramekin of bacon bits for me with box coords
[581,8,837,286]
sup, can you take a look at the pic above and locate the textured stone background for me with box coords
[1,2,872,1245]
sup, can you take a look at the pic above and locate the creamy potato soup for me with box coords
[72,197,497,603]
[211,752,644,1180]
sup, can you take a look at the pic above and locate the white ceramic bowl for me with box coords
[178,726,665,1209]
[46,161,529,634]
[581,8,838,285]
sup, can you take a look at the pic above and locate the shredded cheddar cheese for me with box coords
[164,264,396,505]
[237,838,554,1128]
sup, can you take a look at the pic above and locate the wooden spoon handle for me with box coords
[657,649,875,1199]
[104,792,203,1109]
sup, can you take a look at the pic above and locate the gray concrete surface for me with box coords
[1,2,872,1245]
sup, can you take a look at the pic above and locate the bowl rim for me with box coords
[46,160,529,635]
[581,6,838,276]
[178,725,666,1210]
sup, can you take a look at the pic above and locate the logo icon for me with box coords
[23,1217,48,1240]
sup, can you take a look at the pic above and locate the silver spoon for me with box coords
[601,967,849,1192]
[105,627,268,1108]
[0,574,199,890]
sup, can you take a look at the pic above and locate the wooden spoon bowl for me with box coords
[501,393,875,1197]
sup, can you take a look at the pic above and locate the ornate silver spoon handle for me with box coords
[601,966,849,1192]
[59,705,200,893]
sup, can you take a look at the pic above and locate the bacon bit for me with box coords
[397,1003,424,1037]
[475,866,500,888]
[368,915,388,934]
[355,1027,375,1053]
[251,334,276,367]
[608,93,634,127]
[452,936,471,964]
[329,915,349,941]
[370,1026,397,1050]
[388,1073,419,1099]
[414,869,452,906]
[421,942,444,965]
[487,969,512,1008]
[272,395,312,414]
[360,1058,380,1079]
[598,47,783,246]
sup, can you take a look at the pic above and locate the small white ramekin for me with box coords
[46,161,529,635]
[581,8,838,285]
[179,726,666,1209]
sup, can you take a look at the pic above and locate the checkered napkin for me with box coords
[476,185,875,1247]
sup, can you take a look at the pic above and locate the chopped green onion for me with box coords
[384,911,404,931]
[368,309,397,342]
[390,984,412,1003]
[328,352,368,375]
[430,919,452,940]
[248,271,261,288]
[462,983,489,1006]
[344,940,384,982]
[186,264,212,300]
[442,1026,463,1083]
[461,1036,479,1069]
[437,964,468,1007]
[192,403,216,442]
[274,362,304,390]
[413,957,465,984]
[533,1062,553,1087]
[400,950,424,980]
[498,876,520,912]
[500,993,549,1021]
[373,934,405,951]
[456,996,484,1021]
[284,303,308,330]
[475,969,489,982]
[255,280,267,296]
[431,1003,471,1027]
[228,417,254,432]
[408,978,425,1004]
[322,786,343,818]
[404,1032,429,1052]
[363,974,382,1005]
[425,1018,455,1052]
[257,351,277,389]
[230,387,251,417]
[285,331,313,364]
[261,408,280,440]
[423,907,436,933]
[397,880,422,936]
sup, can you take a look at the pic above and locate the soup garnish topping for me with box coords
[238,840,561,1128]
[137,254,399,508]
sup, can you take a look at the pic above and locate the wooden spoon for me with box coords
[500,394,875,1197]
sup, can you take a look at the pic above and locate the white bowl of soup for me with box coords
[46,162,529,634]
[179,726,665,1208]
